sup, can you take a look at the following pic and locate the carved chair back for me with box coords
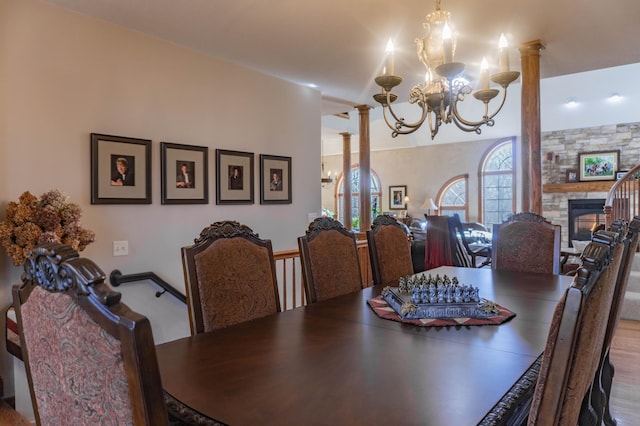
[589,217,640,424]
[528,229,624,425]
[492,212,561,274]
[12,244,168,426]
[367,215,413,286]
[298,217,363,303]
[181,220,280,335]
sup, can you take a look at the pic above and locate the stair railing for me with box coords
[604,164,640,228]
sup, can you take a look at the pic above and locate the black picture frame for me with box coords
[216,149,254,205]
[389,185,407,210]
[90,133,151,204]
[160,142,209,204]
[260,154,292,204]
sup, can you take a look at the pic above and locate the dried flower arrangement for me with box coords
[0,190,95,266]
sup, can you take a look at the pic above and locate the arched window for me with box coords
[436,174,469,221]
[335,166,382,230]
[480,138,516,228]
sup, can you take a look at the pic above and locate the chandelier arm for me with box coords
[380,98,430,135]
[448,87,510,131]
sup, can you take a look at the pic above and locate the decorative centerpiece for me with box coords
[0,190,95,266]
[381,273,499,320]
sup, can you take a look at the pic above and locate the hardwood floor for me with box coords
[609,319,640,425]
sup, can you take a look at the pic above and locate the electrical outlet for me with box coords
[113,240,129,256]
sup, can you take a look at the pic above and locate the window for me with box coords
[336,166,382,230]
[437,174,469,221]
[480,138,516,228]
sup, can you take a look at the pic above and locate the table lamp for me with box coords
[421,197,438,216]
[403,196,410,217]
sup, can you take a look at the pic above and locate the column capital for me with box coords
[519,40,545,56]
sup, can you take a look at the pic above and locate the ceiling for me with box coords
[45,0,640,116]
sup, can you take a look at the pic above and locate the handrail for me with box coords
[107,240,373,311]
[604,164,640,228]
[109,270,187,304]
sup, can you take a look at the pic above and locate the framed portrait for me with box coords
[160,142,208,204]
[565,169,578,183]
[260,154,292,204]
[578,150,619,181]
[90,133,151,204]
[216,149,254,205]
[389,185,407,210]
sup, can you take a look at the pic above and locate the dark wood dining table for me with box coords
[156,266,573,426]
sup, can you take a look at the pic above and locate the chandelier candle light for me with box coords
[373,0,520,139]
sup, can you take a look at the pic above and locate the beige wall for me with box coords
[0,0,321,403]
[322,137,510,222]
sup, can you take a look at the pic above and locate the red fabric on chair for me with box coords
[424,215,454,270]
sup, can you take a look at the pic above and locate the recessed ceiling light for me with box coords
[307,83,318,88]
[565,97,578,107]
[608,93,622,102]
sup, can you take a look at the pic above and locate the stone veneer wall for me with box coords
[542,122,640,247]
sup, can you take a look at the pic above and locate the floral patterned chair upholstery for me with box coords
[12,244,169,426]
[367,215,414,287]
[181,220,281,335]
[492,212,561,275]
[528,229,624,425]
[298,217,363,303]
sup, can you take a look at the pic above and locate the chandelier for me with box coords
[373,0,520,139]
[321,141,334,187]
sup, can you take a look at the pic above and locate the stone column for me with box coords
[356,105,372,233]
[340,132,352,230]
[519,40,545,214]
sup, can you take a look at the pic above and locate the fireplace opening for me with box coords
[568,199,605,247]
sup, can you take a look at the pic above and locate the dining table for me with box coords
[156,266,573,426]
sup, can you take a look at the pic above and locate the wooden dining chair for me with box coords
[367,214,414,286]
[12,244,169,426]
[492,212,561,274]
[450,214,492,267]
[590,217,640,425]
[298,216,363,303]
[528,228,624,426]
[181,220,281,335]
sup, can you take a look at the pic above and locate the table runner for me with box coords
[367,295,516,327]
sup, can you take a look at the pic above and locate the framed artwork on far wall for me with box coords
[616,170,629,180]
[260,154,292,204]
[565,169,578,183]
[578,150,619,181]
[90,133,151,204]
[389,185,407,210]
[160,142,209,204]
[216,149,254,205]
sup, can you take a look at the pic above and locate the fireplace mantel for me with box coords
[543,181,615,193]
